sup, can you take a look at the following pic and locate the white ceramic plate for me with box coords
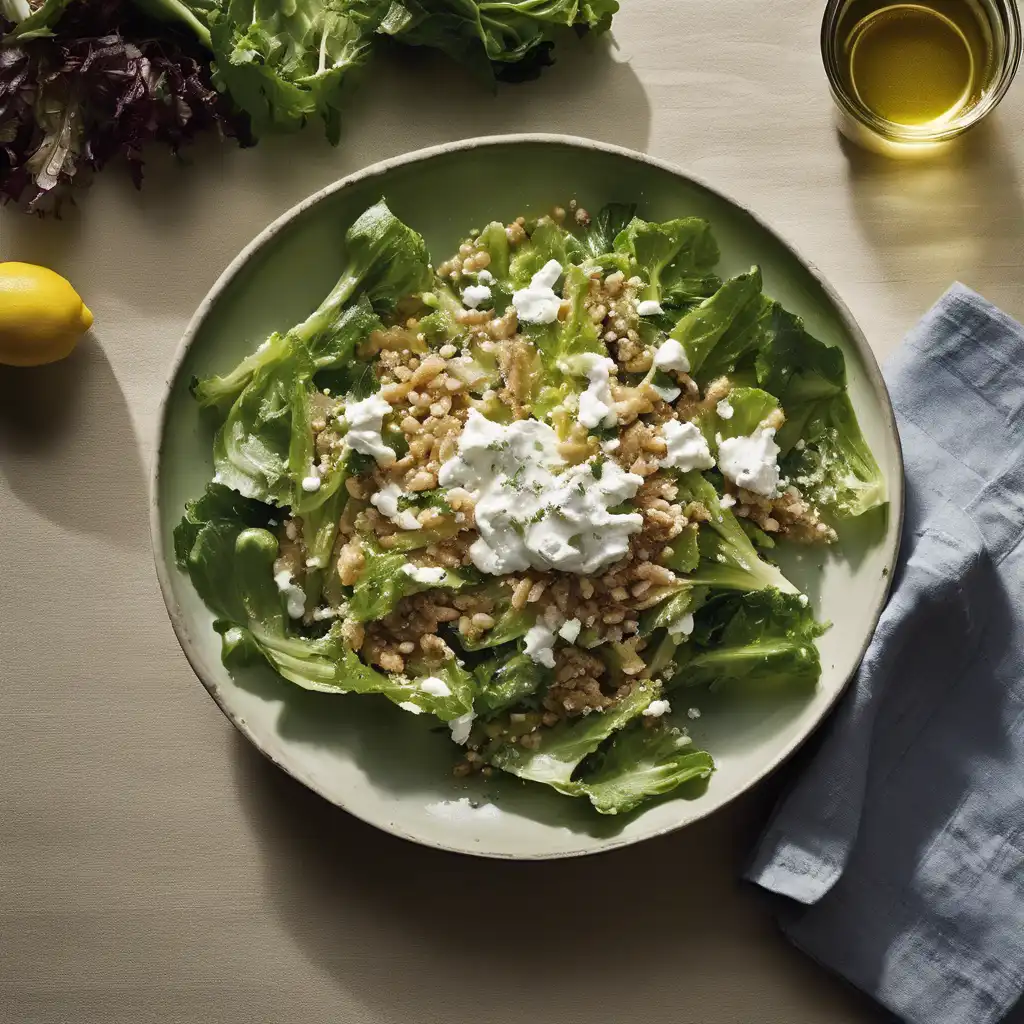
[151,135,903,859]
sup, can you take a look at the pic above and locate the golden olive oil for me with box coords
[836,2,996,128]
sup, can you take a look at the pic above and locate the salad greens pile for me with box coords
[175,197,886,815]
[0,0,616,211]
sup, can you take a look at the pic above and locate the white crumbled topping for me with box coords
[668,611,695,638]
[660,420,715,472]
[312,606,339,621]
[462,283,492,309]
[602,438,620,452]
[716,399,734,420]
[370,482,422,531]
[653,338,690,374]
[643,699,672,718]
[511,259,563,324]
[637,299,664,317]
[420,676,452,698]
[398,701,423,715]
[795,438,806,451]
[401,563,447,585]
[273,569,306,619]
[720,492,737,509]
[449,710,477,745]
[717,428,781,498]
[652,383,682,403]
[438,410,644,576]
[524,623,557,668]
[305,556,324,569]
[558,618,582,643]
[212,471,223,484]
[687,707,701,720]
[799,594,809,607]
[477,269,494,285]
[576,353,618,429]
[301,474,322,493]
[343,393,395,466]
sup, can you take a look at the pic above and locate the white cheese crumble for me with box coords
[637,299,664,317]
[687,707,701,720]
[511,259,563,324]
[720,492,737,509]
[668,612,695,638]
[343,393,395,466]
[660,420,715,472]
[799,594,809,607]
[419,676,452,698]
[439,411,644,576]
[653,338,690,374]
[398,701,423,715]
[643,699,672,718]
[524,623,557,667]
[716,399,734,420]
[449,710,477,745]
[402,563,447,585]
[301,474,322,493]
[558,618,582,643]
[311,606,339,621]
[370,482,421,531]
[576,354,618,429]
[462,283,492,308]
[273,570,306,619]
[477,269,494,285]
[717,428,781,498]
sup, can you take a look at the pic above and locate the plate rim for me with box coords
[149,132,905,860]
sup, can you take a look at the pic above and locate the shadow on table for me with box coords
[231,731,889,1024]
[0,336,148,551]
[840,119,1024,313]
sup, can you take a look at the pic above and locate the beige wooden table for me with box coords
[4,2,1023,1021]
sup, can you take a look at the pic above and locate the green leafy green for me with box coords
[349,541,470,622]
[376,0,618,84]
[574,725,714,814]
[486,682,656,791]
[756,308,885,519]
[669,268,762,377]
[613,215,719,306]
[192,201,422,408]
[674,471,798,594]
[473,651,548,716]
[672,589,825,692]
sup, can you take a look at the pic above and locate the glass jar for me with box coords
[821,0,1022,153]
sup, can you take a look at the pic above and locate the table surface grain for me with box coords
[5,2,1023,1021]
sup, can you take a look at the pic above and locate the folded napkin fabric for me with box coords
[747,284,1024,1024]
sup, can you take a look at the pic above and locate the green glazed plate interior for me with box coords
[152,135,903,859]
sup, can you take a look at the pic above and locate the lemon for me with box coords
[0,262,94,367]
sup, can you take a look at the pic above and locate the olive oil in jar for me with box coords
[836,2,996,129]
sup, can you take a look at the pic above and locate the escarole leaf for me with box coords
[486,682,657,790]
[573,725,715,815]
[756,307,886,519]
[672,471,798,595]
[672,589,825,693]
[206,0,386,143]
[377,0,618,84]
[192,201,425,409]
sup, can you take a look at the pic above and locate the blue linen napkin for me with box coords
[746,284,1024,1024]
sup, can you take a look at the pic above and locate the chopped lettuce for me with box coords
[349,540,471,622]
[756,308,885,519]
[486,682,656,791]
[192,202,425,408]
[674,471,798,595]
[473,651,548,716]
[578,201,636,261]
[573,725,714,815]
[672,589,825,692]
[669,268,763,378]
[613,215,719,307]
